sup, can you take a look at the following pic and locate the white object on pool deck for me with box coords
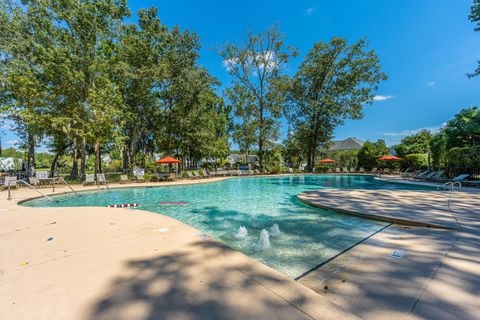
[195,232,209,240]
[158,227,170,233]
[252,229,271,251]
[390,249,406,258]
[270,223,281,236]
[234,226,248,239]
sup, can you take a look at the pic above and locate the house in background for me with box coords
[327,137,364,152]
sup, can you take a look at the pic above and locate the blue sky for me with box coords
[2,0,480,149]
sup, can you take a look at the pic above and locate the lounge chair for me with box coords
[383,168,390,174]
[83,174,96,186]
[29,176,40,187]
[202,170,211,178]
[414,171,438,180]
[193,171,202,178]
[371,167,378,174]
[135,174,146,183]
[186,171,195,179]
[335,167,341,173]
[1,176,17,191]
[400,168,413,178]
[288,168,293,173]
[254,169,260,175]
[436,173,471,183]
[342,167,348,173]
[359,167,365,173]
[97,173,107,185]
[349,167,355,173]
[119,174,130,184]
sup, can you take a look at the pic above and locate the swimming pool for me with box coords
[22,175,432,278]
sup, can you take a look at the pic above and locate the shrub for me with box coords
[447,146,480,175]
[404,153,428,169]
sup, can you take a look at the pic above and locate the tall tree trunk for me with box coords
[80,136,86,180]
[122,145,129,173]
[94,141,101,175]
[71,138,78,178]
[50,142,71,178]
[26,130,35,177]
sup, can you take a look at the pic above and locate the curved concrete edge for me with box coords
[1,181,360,320]
[297,192,457,230]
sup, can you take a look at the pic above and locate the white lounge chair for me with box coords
[120,174,130,184]
[83,174,96,186]
[97,173,107,185]
[1,176,17,190]
[135,174,146,183]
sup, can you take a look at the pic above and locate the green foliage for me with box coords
[430,132,448,167]
[221,25,297,168]
[281,37,387,171]
[447,146,480,174]
[404,153,428,169]
[330,150,359,168]
[469,0,480,77]
[357,140,389,169]
[443,107,480,148]
[394,130,432,158]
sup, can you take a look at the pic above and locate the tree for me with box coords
[443,107,480,148]
[469,0,480,77]
[393,129,433,158]
[221,25,297,169]
[358,140,389,170]
[226,85,257,159]
[282,37,387,171]
[430,132,448,167]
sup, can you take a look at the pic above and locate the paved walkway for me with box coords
[0,182,356,320]
[298,189,480,320]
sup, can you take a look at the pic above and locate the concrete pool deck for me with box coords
[0,180,357,320]
[1,177,479,319]
[298,189,480,320]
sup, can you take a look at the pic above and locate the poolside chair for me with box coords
[400,168,413,178]
[383,168,390,174]
[414,171,438,181]
[186,171,195,179]
[193,171,203,179]
[1,176,17,191]
[359,167,365,174]
[371,167,378,174]
[422,170,445,181]
[202,170,211,178]
[349,167,355,173]
[254,169,260,175]
[135,174,146,183]
[436,173,471,183]
[288,168,293,173]
[335,167,341,173]
[83,174,96,186]
[342,167,348,173]
[29,176,40,187]
[97,173,107,185]
[119,174,130,184]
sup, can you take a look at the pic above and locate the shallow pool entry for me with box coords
[22,175,431,278]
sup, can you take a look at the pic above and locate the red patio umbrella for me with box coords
[378,155,402,161]
[319,158,335,164]
[155,156,181,164]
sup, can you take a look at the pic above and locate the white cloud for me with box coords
[222,51,278,72]
[306,8,315,15]
[426,81,437,87]
[373,95,394,101]
[383,123,445,137]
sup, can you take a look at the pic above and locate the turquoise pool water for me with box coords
[22,175,432,278]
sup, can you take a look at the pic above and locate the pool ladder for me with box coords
[442,181,462,191]
[6,177,79,201]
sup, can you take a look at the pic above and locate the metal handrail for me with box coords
[7,179,53,201]
[442,181,462,191]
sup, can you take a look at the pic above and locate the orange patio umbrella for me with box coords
[155,155,181,164]
[378,155,402,161]
[319,158,335,164]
